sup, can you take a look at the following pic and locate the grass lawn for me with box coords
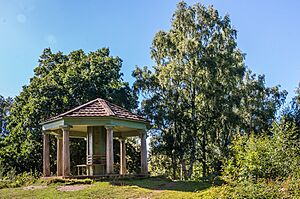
[0,177,216,199]
[1,176,298,198]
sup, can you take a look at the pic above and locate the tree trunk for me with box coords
[201,131,207,177]
[181,158,188,180]
[187,86,197,178]
[171,154,177,179]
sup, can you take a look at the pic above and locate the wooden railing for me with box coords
[77,155,107,176]
[87,154,106,165]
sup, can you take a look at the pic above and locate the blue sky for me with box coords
[0,0,299,102]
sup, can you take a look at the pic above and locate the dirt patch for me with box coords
[23,185,47,190]
[57,185,92,192]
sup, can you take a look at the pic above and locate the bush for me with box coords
[149,154,173,177]
[0,170,38,189]
[202,177,300,199]
[46,178,93,185]
[223,122,300,182]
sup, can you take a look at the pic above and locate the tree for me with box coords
[0,95,13,138]
[296,83,300,104]
[237,70,287,135]
[133,65,189,179]
[133,1,287,179]
[0,48,138,173]
[281,83,300,137]
[134,1,245,178]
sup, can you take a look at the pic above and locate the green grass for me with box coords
[0,176,299,199]
[0,177,211,199]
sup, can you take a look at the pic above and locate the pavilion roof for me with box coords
[45,98,148,123]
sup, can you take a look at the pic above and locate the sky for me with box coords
[0,0,299,103]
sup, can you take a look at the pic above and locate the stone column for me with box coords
[119,138,126,175]
[140,131,148,175]
[43,132,50,177]
[62,126,70,177]
[56,134,63,176]
[105,126,114,174]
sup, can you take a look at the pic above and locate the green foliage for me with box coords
[237,70,287,135]
[113,138,141,174]
[0,95,13,138]
[133,1,286,180]
[124,138,141,174]
[0,169,38,189]
[134,0,246,179]
[70,138,87,175]
[282,84,300,132]
[0,48,138,173]
[200,178,300,199]
[46,178,93,185]
[148,154,173,177]
[223,122,300,182]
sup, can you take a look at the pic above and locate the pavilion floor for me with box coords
[42,174,149,180]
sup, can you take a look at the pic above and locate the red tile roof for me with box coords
[45,98,147,123]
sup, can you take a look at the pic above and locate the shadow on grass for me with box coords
[109,176,212,193]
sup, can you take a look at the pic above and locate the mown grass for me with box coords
[0,177,211,199]
[0,176,299,199]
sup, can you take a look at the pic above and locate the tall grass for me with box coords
[0,164,39,189]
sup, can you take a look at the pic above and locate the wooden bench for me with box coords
[76,164,88,176]
[77,155,106,176]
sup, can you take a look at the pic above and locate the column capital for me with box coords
[139,129,147,133]
[42,130,51,135]
[55,134,63,139]
[60,125,72,130]
[139,129,147,137]
[104,125,114,130]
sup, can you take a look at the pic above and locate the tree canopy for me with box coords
[133,2,287,179]
[0,96,13,138]
[0,48,138,173]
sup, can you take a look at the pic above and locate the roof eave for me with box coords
[62,115,150,125]
[39,117,64,125]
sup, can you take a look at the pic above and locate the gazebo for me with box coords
[40,98,149,178]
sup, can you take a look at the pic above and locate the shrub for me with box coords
[223,122,300,182]
[200,177,300,199]
[149,154,173,178]
[46,178,93,185]
[0,170,38,189]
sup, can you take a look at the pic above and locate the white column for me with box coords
[43,132,50,177]
[119,138,126,175]
[87,126,93,176]
[62,126,70,177]
[56,134,63,176]
[105,126,114,174]
[140,131,148,175]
